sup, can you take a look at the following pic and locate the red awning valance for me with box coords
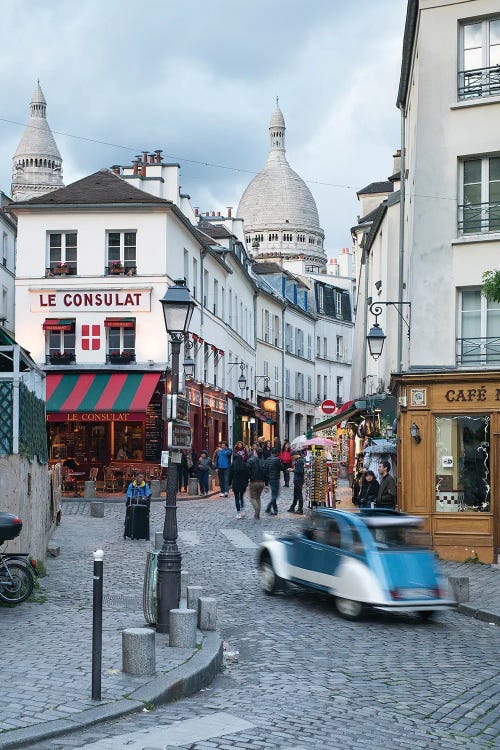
[42,319,74,331]
[104,318,135,328]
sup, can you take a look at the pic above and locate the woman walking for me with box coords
[279,440,293,488]
[197,451,212,496]
[358,470,380,508]
[233,440,248,462]
[229,452,250,519]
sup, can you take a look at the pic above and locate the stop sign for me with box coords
[321,399,336,414]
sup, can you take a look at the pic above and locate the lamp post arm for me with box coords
[369,301,411,334]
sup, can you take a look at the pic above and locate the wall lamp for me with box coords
[228,361,247,393]
[255,374,271,396]
[367,301,411,360]
[410,422,421,444]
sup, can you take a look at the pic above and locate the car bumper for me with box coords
[372,599,456,613]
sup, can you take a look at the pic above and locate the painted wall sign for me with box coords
[31,289,151,313]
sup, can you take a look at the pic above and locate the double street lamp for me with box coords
[157,279,195,633]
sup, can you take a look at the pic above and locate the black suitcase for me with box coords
[124,499,150,540]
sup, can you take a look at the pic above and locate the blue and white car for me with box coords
[257,509,455,620]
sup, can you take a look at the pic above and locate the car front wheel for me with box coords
[259,554,281,595]
[335,597,364,620]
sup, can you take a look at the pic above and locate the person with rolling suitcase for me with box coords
[124,471,151,540]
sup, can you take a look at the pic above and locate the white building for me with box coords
[0,191,16,334]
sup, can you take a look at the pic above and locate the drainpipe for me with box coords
[397,106,406,373]
[361,243,369,397]
[281,303,287,439]
[200,250,206,327]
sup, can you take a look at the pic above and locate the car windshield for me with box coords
[369,526,427,550]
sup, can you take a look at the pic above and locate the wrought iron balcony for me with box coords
[458,202,500,234]
[458,65,500,100]
[456,337,500,366]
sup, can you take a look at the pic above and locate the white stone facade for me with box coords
[0,192,16,334]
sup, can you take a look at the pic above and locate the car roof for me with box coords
[313,508,424,529]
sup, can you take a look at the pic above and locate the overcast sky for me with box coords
[0,0,406,252]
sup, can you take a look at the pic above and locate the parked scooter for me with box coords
[0,513,36,604]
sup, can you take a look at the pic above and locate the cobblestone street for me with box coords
[4,485,500,750]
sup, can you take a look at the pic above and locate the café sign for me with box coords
[31,289,151,313]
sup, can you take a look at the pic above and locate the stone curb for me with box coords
[457,602,500,626]
[61,490,221,504]
[0,632,223,750]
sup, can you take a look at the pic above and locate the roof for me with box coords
[356,181,394,197]
[252,262,284,275]
[364,202,388,254]
[14,82,61,161]
[358,206,380,224]
[197,222,235,239]
[10,169,173,207]
[397,0,419,109]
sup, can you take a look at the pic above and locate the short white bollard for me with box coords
[187,585,202,613]
[155,531,163,551]
[198,597,217,631]
[122,627,156,675]
[169,608,197,648]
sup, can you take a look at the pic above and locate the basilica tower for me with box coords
[11,82,64,202]
[237,100,326,266]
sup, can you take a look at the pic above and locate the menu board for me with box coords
[145,403,162,462]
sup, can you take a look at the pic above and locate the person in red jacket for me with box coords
[278,440,293,488]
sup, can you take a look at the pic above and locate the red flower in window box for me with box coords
[109,261,124,274]
[53,262,69,275]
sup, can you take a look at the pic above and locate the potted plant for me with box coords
[50,350,75,364]
[109,260,124,274]
[53,261,69,275]
[108,350,134,363]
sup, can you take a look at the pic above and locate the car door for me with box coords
[315,519,345,592]
[287,522,328,590]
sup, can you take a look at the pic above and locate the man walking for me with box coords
[247,447,267,519]
[265,448,282,515]
[377,460,397,509]
[215,441,232,497]
[288,452,305,514]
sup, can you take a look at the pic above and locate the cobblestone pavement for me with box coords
[12,483,499,750]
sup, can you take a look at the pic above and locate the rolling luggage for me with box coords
[124,499,150,540]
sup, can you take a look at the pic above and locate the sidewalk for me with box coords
[335,478,500,625]
[0,502,222,750]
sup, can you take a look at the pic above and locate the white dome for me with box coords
[14,117,62,161]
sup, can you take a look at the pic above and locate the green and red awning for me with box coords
[42,319,75,331]
[46,372,160,413]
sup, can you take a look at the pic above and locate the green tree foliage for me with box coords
[482,270,500,303]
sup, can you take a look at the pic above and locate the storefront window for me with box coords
[114,422,144,461]
[435,415,490,512]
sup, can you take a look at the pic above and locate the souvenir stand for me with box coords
[304,441,338,510]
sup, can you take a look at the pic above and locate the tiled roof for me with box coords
[356,181,393,197]
[197,222,234,239]
[251,262,284,274]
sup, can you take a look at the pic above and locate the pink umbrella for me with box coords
[303,437,336,447]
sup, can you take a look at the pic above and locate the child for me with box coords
[288,452,305,514]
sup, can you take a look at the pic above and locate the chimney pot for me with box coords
[142,151,148,164]
[205,212,209,216]
[149,154,155,164]
[140,165,146,177]
[217,211,220,216]
[194,208,199,216]
[111,165,120,175]
[211,211,215,217]
[227,207,232,218]
[132,161,139,175]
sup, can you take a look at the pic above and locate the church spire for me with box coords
[11,82,64,202]
[269,98,286,153]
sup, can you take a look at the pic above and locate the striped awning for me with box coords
[46,372,160,413]
[104,318,135,328]
[312,400,358,431]
[42,319,74,331]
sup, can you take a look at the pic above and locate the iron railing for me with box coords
[456,337,500,365]
[458,201,500,234]
[458,65,500,99]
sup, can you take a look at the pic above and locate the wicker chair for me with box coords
[61,467,76,493]
[103,466,117,493]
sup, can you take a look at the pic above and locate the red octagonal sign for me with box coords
[321,399,336,414]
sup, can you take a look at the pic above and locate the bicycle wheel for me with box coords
[0,561,34,604]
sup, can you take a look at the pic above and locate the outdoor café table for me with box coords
[69,472,86,497]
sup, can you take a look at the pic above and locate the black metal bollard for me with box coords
[92,549,104,700]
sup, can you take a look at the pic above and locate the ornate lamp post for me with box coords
[157,279,195,633]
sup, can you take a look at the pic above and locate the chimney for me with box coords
[227,207,232,218]
[205,211,209,216]
[211,211,215,217]
[155,149,163,164]
[217,211,220,217]
[149,154,155,164]
[194,207,199,216]
[142,151,148,164]
[111,165,120,175]
[393,149,401,175]
[132,160,139,175]
[140,164,146,177]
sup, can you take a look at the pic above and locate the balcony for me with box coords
[456,337,500,366]
[458,66,500,100]
[458,202,500,234]
[106,352,136,365]
[106,264,137,276]
[46,352,76,365]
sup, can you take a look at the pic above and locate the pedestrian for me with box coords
[273,436,281,452]
[376,461,397,509]
[197,451,212,496]
[233,440,248,462]
[215,441,232,496]
[279,440,293,487]
[189,447,198,477]
[265,448,282,515]
[247,447,268,519]
[288,452,305,513]
[229,452,250,519]
[262,440,272,459]
[178,450,189,493]
[124,471,151,540]
[358,470,380,508]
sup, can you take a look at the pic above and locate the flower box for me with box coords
[53,264,69,275]
[49,352,75,365]
[109,262,125,274]
[108,351,134,364]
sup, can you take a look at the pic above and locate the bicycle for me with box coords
[0,513,35,605]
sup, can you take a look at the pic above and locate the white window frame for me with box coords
[47,231,78,273]
[106,230,135,272]
[2,233,7,267]
[459,17,500,99]
[458,287,500,365]
[459,155,500,234]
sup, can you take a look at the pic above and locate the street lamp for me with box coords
[255,375,271,396]
[182,337,196,379]
[228,361,247,394]
[157,279,195,633]
[366,301,411,360]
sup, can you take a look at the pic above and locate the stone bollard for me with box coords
[181,570,189,599]
[198,597,217,631]
[90,501,104,518]
[188,477,199,496]
[169,609,197,648]
[84,481,95,499]
[150,479,161,500]
[122,627,156,675]
[187,585,202,613]
[448,576,469,603]
[155,531,163,552]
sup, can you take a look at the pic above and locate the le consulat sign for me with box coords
[31,288,151,313]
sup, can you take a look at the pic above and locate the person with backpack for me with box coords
[228,452,250,519]
[247,447,268,519]
[288,452,305,514]
[215,441,232,496]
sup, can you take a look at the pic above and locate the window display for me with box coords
[114,422,144,461]
[435,415,490,512]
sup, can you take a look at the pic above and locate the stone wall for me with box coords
[0,455,58,560]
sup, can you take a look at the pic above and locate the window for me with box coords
[460,157,500,234]
[295,328,303,356]
[285,368,290,398]
[274,365,279,395]
[307,375,312,403]
[240,301,243,334]
[228,289,233,326]
[203,270,209,308]
[47,324,75,362]
[273,315,280,347]
[459,18,500,99]
[107,231,136,274]
[318,286,324,312]
[296,372,304,400]
[336,376,343,404]
[183,249,189,288]
[435,415,490,512]
[285,323,292,352]
[203,343,209,383]
[283,233,293,242]
[235,295,238,331]
[458,288,500,364]
[323,337,328,358]
[48,232,77,275]
[335,291,342,316]
[2,233,7,266]
[317,374,321,401]
[336,335,343,360]
[213,279,218,316]
[298,234,305,243]
[263,309,270,341]
[323,375,328,400]
[192,258,198,299]
[2,287,7,323]
[221,287,225,321]
[316,336,321,357]
[307,334,312,360]
[107,323,135,361]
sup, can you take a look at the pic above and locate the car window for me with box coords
[351,529,365,556]
[370,526,425,549]
[325,521,341,548]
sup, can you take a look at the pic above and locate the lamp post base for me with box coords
[156,543,181,633]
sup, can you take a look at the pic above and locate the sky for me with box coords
[0,0,407,253]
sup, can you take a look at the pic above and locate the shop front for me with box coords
[256,396,279,444]
[184,383,228,458]
[46,371,163,477]
[233,397,257,448]
[392,372,499,563]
